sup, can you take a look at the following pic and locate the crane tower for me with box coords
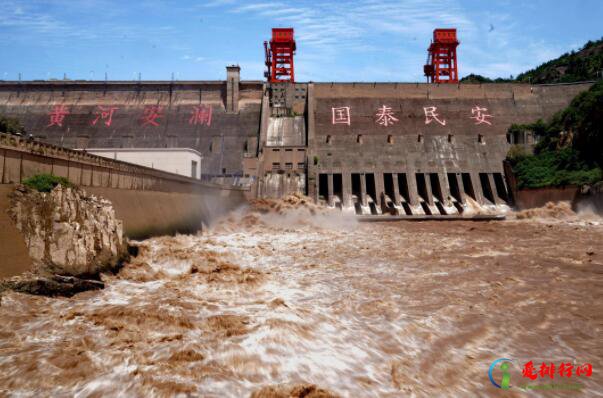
[424,28,459,83]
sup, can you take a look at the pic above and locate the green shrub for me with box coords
[506,144,530,163]
[0,115,26,136]
[23,174,73,192]
[512,148,602,189]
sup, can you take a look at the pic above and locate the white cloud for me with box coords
[220,0,574,80]
[226,0,476,80]
[233,2,278,12]
[0,1,179,46]
[0,0,585,81]
[203,0,238,7]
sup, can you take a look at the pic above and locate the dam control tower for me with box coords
[424,28,460,83]
[264,28,297,83]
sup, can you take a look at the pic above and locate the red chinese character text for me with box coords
[375,105,399,127]
[522,361,538,380]
[559,362,573,377]
[423,106,446,126]
[332,106,351,126]
[189,105,212,126]
[47,105,70,127]
[91,106,118,127]
[141,106,163,127]
[576,363,592,377]
[539,362,555,379]
[470,106,493,125]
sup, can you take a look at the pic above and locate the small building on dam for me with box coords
[84,148,203,180]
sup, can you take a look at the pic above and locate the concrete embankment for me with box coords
[513,186,580,209]
[0,133,246,278]
[84,188,233,239]
[507,185,603,216]
[0,185,31,278]
[503,160,601,214]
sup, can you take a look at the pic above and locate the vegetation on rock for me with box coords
[507,81,603,189]
[0,114,26,136]
[508,147,601,189]
[23,174,74,193]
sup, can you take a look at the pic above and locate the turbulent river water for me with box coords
[0,199,602,397]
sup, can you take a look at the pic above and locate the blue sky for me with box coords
[1,0,601,82]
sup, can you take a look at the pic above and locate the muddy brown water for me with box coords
[0,205,602,397]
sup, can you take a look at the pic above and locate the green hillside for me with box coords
[517,38,603,83]
[507,80,603,189]
[461,37,603,84]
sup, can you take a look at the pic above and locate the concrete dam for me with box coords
[0,69,592,216]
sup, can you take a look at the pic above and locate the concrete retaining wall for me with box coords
[86,187,242,239]
[514,186,580,210]
[0,133,246,277]
[0,184,32,278]
[0,133,243,193]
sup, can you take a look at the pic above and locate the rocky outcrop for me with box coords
[250,383,339,398]
[0,273,104,297]
[5,184,127,291]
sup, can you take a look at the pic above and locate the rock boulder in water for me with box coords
[0,273,104,297]
[250,383,339,398]
[7,184,127,279]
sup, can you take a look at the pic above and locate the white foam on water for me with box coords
[2,201,601,397]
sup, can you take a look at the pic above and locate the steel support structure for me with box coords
[424,28,459,84]
[264,28,296,83]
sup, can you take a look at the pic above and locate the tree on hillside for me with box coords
[516,38,603,84]
[460,74,515,84]
[460,74,493,83]
[528,80,603,167]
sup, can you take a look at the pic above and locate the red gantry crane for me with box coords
[264,28,296,83]
[424,28,459,84]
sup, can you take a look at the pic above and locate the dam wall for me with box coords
[306,82,592,215]
[0,76,593,215]
[0,133,246,276]
[0,79,264,177]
